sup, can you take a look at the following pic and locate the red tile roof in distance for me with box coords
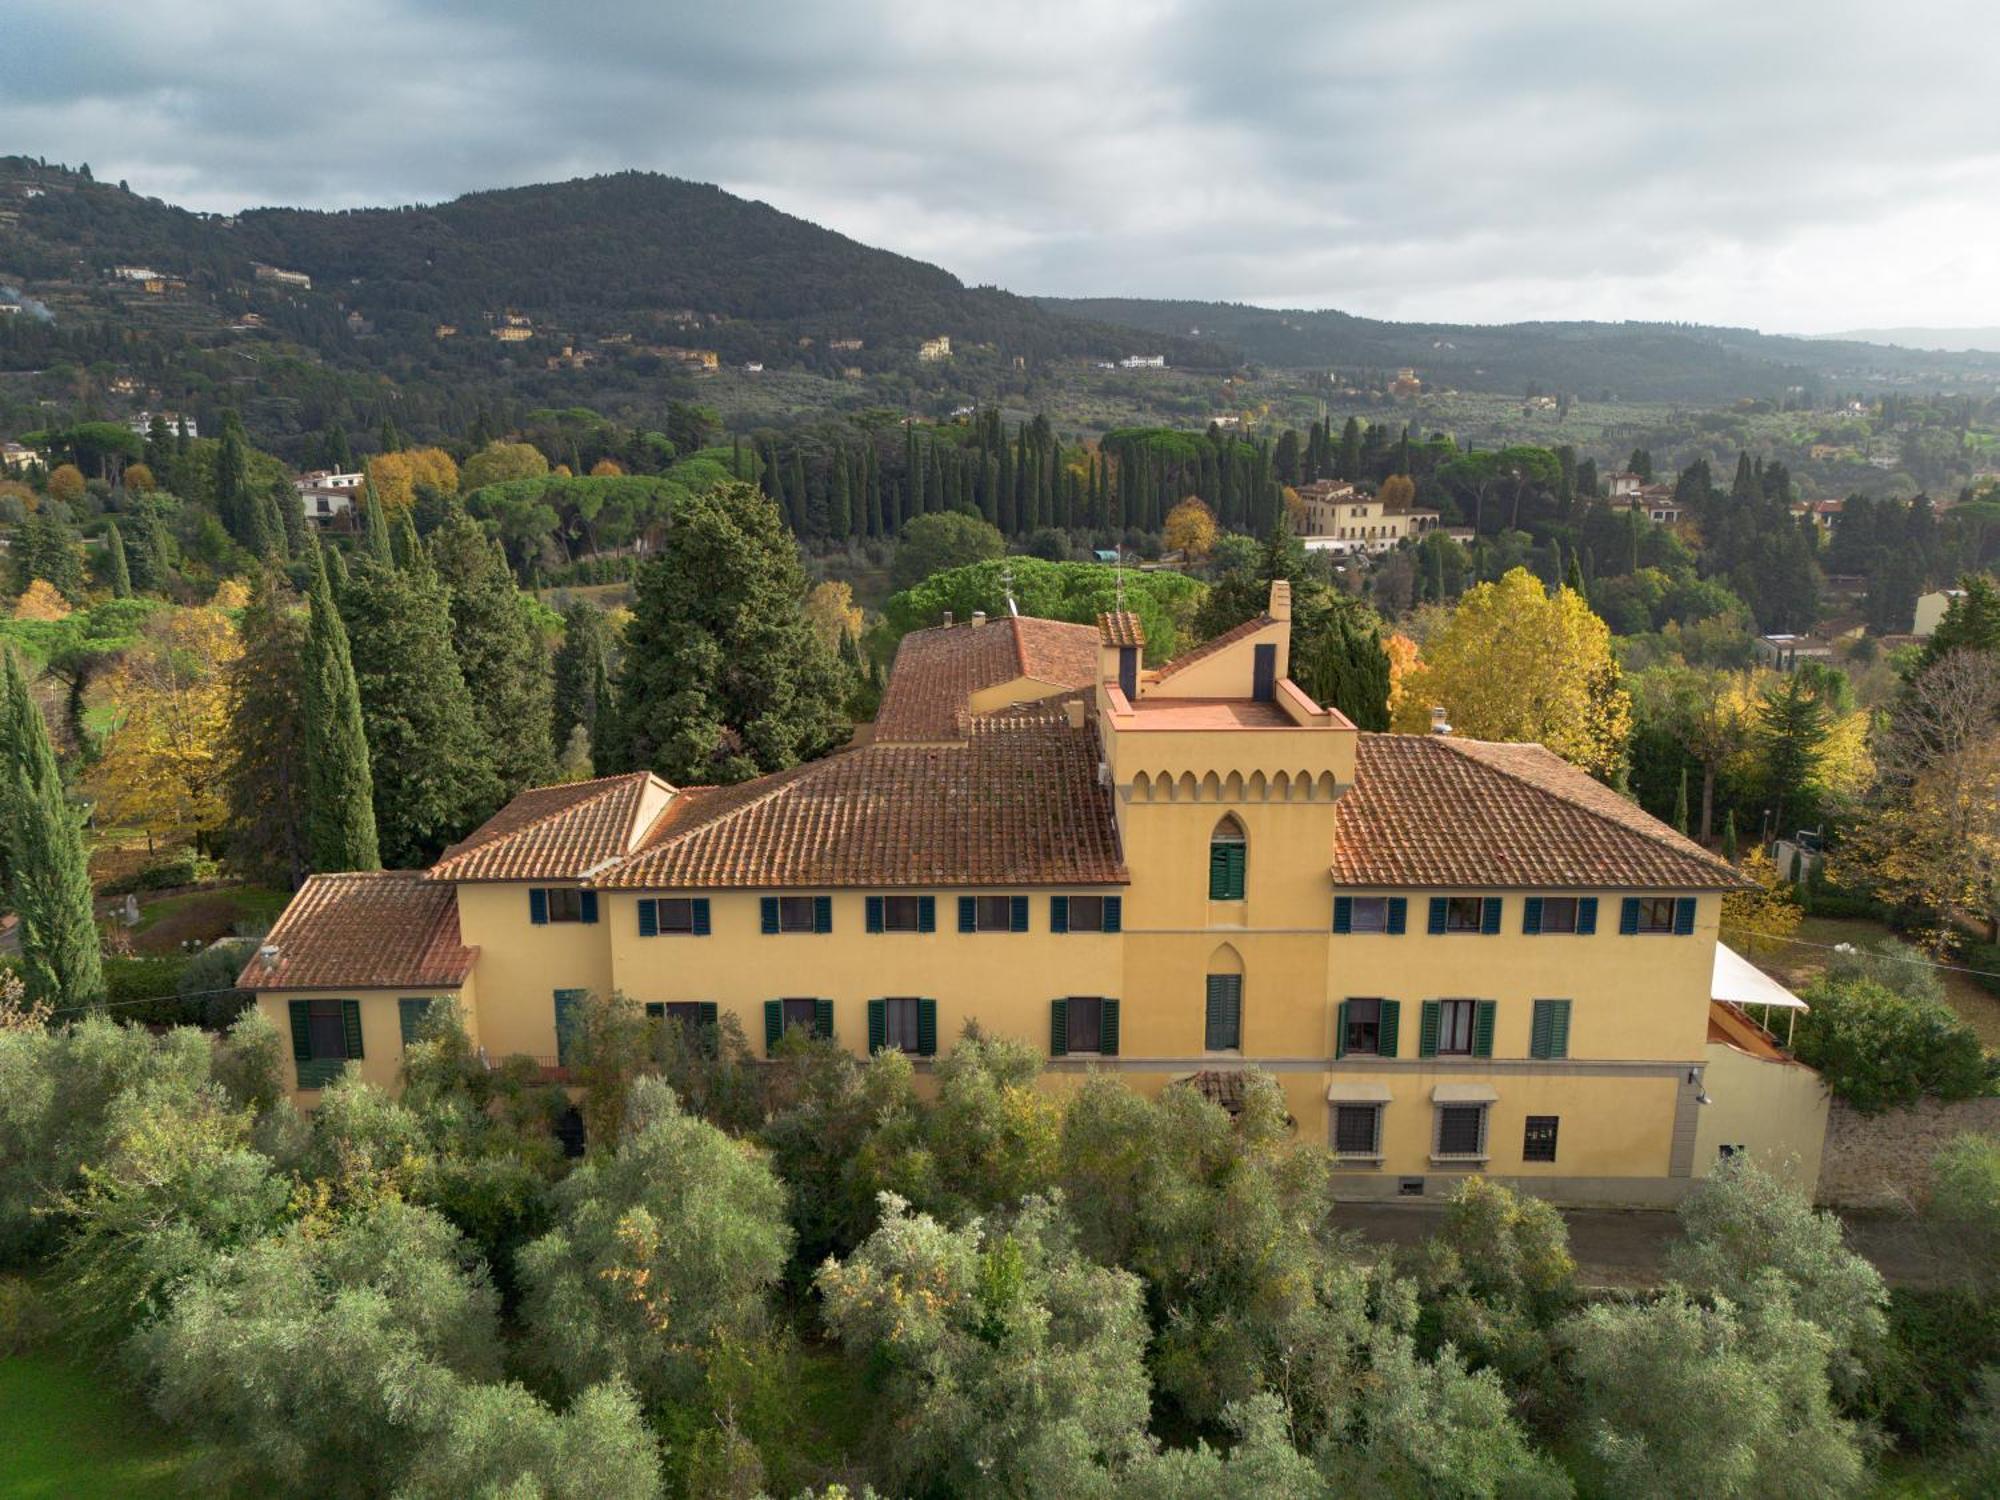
[1333,734,1749,891]
[239,872,476,991]
[1151,614,1271,681]
[598,711,1126,889]
[872,616,1099,742]
[428,771,663,881]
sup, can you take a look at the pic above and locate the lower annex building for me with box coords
[249,581,1793,1204]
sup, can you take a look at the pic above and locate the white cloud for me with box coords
[1,0,1996,332]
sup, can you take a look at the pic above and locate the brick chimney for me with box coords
[971,609,987,628]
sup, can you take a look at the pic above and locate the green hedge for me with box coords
[100,955,195,1026]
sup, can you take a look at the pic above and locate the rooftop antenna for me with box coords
[1001,561,1019,617]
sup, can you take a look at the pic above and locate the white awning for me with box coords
[1713,944,1809,1011]
[1431,1082,1499,1103]
[1326,1081,1394,1103]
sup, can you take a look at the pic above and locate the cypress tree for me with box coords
[1338,417,1362,480]
[224,575,312,888]
[589,648,617,777]
[104,523,131,598]
[341,556,502,868]
[552,601,609,757]
[1565,548,1587,598]
[391,508,424,571]
[301,539,380,872]
[1,650,102,1010]
[431,508,555,796]
[827,449,852,539]
[1722,809,1739,863]
[1673,767,1690,837]
[1298,613,1391,732]
[362,481,393,566]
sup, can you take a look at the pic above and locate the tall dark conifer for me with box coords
[302,539,380,872]
[2,649,102,1009]
[431,509,556,796]
[104,523,131,598]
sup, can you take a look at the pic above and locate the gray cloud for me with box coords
[2,0,1996,331]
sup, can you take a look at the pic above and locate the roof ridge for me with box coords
[1011,614,1030,676]
[1154,613,1272,681]
[1432,735,1736,880]
[431,771,652,873]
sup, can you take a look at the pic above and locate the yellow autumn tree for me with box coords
[366,447,460,512]
[88,607,243,851]
[48,463,85,506]
[211,577,252,610]
[1396,567,1631,778]
[12,579,71,621]
[590,458,626,477]
[460,440,549,492]
[1378,474,1417,509]
[123,462,157,493]
[1164,497,1219,561]
[1384,632,1423,730]
[804,580,864,653]
[1721,847,1802,958]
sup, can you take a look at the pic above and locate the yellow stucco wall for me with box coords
[256,978,473,1096]
[1695,1042,1829,1195]
[453,882,614,1062]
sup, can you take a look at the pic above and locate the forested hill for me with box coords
[0,164,1223,373]
[1036,296,2000,402]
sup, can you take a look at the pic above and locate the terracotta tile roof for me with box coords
[872,617,1099,742]
[1333,734,1749,891]
[1097,610,1146,648]
[429,772,664,881]
[1152,614,1271,682]
[599,713,1126,889]
[240,872,476,991]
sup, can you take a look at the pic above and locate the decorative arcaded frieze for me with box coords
[1121,767,1346,804]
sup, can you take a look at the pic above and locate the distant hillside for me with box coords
[1036,297,2000,402]
[1813,327,2000,354]
[0,163,1225,392]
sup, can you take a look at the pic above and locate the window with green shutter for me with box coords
[1208,817,1247,900]
[398,997,432,1048]
[1530,999,1572,1060]
[289,998,357,1088]
[1204,974,1243,1051]
[553,989,587,1067]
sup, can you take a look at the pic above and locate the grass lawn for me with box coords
[0,1351,204,1499]
[1744,915,2000,1049]
[125,885,290,956]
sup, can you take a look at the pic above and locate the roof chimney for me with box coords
[1268,579,1292,623]
[1063,699,1086,729]
[258,943,281,971]
[971,609,987,628]
[942,610,954,627]
[1430,705,1452,736]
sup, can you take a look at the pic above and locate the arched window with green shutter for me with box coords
[1208,815,1247,901]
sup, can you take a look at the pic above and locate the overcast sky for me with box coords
[5,0,1997,333]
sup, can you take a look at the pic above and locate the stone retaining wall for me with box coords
[1815,1096,2000,1208]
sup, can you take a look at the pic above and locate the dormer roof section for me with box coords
[428,771,675,882]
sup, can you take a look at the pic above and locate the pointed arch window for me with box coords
[1208,815,1247,901]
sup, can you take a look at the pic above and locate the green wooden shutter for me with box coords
[399,997,429,1047]
[959,897,976,932]
[1100,999,1119,1056]
[1334,1000,1349,1058]
[867,998,886,1053]
[1531,1000,1571,1060]
[917,998,937,1057]
[1386,897,1406,934]
[1619,897,1640,935]
[764,1000,783,1054]
[554,990,584,1067]
[1428,897,1448,934]
[1522,897,1543,935]
[1674,897,1697,935]
[1379,1000,1401,1058]
[1480,897,1502,934]
[1576,897,1598,935]
[813,896,832,933]
[698,1001,718,1028]
[340,999,364,1059]
[1418,1000,1441,1058]
[1205,975,1241,1051]
[1209,841,1246,900]
[814,998,834,1040]
[918,896,935,932]
[692,899,711,935]
[288,1000,312,1062]
[1333,896,1352,934]
[760,897,780,934]
[1010,895,1029,932]
[1051,896,1069,933]
[1473,1000,1497,1058]
[529,888,549,924]
[637,899,658,937]
[1050,999,1069,1057]
[579,891,599,924]
[1103,896,1121,933]
[645,1002,665,1020]
[866,896,884,933]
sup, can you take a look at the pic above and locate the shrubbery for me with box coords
[1792,975,1998,1112]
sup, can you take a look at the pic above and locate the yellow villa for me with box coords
[247,582,1817,1205]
